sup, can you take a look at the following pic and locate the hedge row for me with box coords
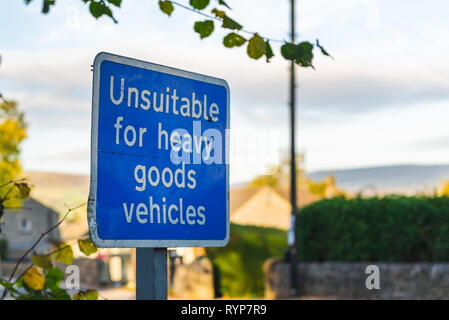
[296,196,449,262]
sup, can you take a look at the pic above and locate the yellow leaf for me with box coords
[73,289,98,300]
[247,33,266,60]
[31,254,53,270]
[53,243,74,265]
[78,238,97,256]
[23,266,45,290]
[14,182,31,199]
[211,8,225,18]
[84,289,99,300]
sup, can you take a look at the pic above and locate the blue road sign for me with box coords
[88,52,230,247]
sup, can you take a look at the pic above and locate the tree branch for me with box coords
[0,179,25,190]
[170,1,284,43]
[0,202,86,300]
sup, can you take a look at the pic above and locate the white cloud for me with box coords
[2,0,449,183]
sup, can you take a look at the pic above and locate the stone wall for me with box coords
[264,259,449,299]
[53,258,102,287]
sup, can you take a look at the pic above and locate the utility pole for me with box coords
[288,0,299,297]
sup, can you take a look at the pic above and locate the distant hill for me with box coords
[21,171,90,239]
[22,171,89,214]
[22,164,449,214]
[307,164,449,195]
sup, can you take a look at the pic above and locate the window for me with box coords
[19,218,32,234]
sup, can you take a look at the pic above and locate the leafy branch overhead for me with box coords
[24,0,332,67]
[25,0,122,23]
[158,0,331,66]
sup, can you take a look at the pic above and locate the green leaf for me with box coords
[0,278,19,295]
[46,268,65,283]
[265,40,274,62]
[78,238,98,256]
[190,0,210,10]
[194,20,214,39]
[45,268,66,298]
[281,42,315,68]
[49,287,71,300]
[222,16,242,30]
[295,41,314,68]
[23,266,45,290]
[32,254,53,270]
[247,34,266,60]
[14,182,30,199]
[211,8,226,18]
[15,278,24,288]
[89,1,105,18]
[53,243,74,265]
[101,5,117,23]
[280,43,300,60]
[218,0,231,9]
[89,1,117,22]
[42,0,55,14]
[223,32,246,48]
[106,0,122,7]
[316,39,333,58]
[159,0,174,16]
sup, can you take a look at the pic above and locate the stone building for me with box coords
[0,197,61,261]
[229,186,320,231]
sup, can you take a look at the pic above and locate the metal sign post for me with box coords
[136,248,167,300]
[88,52,230,299]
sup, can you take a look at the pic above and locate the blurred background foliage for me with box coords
[206,223,287,298]
[0,99,27,208]
[297,196,449,262]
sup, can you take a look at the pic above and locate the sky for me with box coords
[1,0,449,185]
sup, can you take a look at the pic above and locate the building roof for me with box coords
[230,185,320,214]
[229,186,321,230]
[229,187,260,217]
[273,186,321,208]
[2,197,62,253]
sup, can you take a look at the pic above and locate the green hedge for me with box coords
[296,196,449,262]
[206,223,287,298]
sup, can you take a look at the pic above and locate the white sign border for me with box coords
[88,52,230,248]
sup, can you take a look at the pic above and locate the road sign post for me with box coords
[136,248,167,300]
[88,52,230,299]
